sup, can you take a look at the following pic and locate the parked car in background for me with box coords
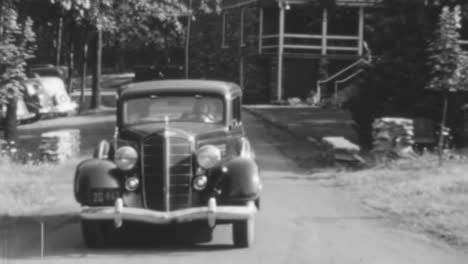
[0,81,41,128]
[74,80,261,248]
[0,96,39,127]
[133,64,184,82]
[26,75,77,117]
[0,65,75,128]
[28,64,69,82]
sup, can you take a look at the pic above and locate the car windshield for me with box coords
[123,95,224,125]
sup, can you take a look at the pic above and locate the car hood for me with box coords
[38,77,67,96]
[121,122,227,138]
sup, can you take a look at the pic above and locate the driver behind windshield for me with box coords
[124,96,223,124]
[181,98,221,123]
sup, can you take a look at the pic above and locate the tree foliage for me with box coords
[345,0,468,146]
[49,0,212,45]
[0,0,36,142]
[50,0,114,30]
[108,0,187,52]
[0,0,36,102]
[189,5,269,102]
[427,5,468,92]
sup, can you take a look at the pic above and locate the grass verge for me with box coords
[0,156,80,220]
[333,153,468,248]
[0,157,56,218]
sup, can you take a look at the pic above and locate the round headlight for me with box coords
[125,177,140,191]
[115,146,138,170]
[196,145,221,169]
[193,175,208,191]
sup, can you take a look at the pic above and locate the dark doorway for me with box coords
[283,58,318,99]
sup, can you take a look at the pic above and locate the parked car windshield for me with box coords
[123,95,224,125]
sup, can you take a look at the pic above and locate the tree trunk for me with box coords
[438,93,449,166]
[67,20,75,93]
[80,41,88,113]
[4,97,17,144]
[0,0,4,37]
[2,2,17,145]
[56,17,63,66]
[91,27,102,109]
[184,0,192,79]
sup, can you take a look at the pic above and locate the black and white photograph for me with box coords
[1,0,468,263]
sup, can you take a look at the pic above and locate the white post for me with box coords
[258,8,264,54]
[321,8,328,55]
[277,2,285,100]
[358,6,364,56]
[40,221,44,259]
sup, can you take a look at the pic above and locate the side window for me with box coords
[232,96,241,124]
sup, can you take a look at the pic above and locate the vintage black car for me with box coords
[74,80,262,248]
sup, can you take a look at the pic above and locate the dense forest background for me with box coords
[2,0,468,146]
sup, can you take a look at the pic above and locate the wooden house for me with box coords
[219,0,380,103]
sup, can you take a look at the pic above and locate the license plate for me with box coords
[89,188,121,205]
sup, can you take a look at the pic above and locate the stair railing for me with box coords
[315,41,372,104]
[316,58,365,103]
[333,69,364,107]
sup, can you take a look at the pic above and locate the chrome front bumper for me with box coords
[81,198,257,228]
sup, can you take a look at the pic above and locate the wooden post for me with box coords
[184,0,193,79]
[321,8,328,55]
[56,17,63,66]
[277,2,285,100]
[258,8,263,54]
[358,6,364,56]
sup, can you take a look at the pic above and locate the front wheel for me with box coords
[81,220,117,248]
[232,217,255,248]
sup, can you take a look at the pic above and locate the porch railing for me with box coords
[260,33,361,55]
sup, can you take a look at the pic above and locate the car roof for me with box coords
[119,79,242,99]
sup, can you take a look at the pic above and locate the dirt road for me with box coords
[1,111,466,263]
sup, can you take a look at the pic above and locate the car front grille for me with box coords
[142,132,193,211]
[142,135,165,210]
[167,136,193,210]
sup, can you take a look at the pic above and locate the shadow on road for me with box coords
[243,112,326,175]
[1,214,237,261]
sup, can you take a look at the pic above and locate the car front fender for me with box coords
[215,157,261,203]
[74,159,121,204]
